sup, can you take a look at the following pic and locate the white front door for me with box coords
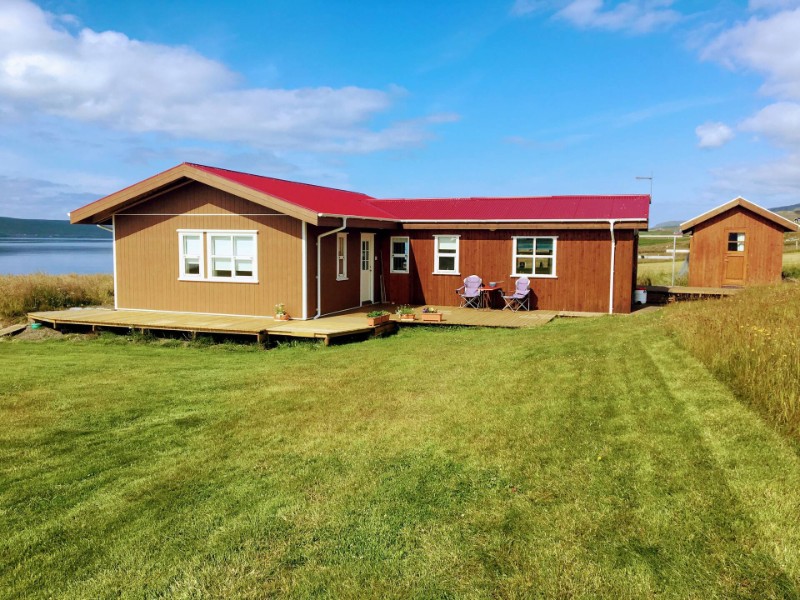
[360,233,374,303]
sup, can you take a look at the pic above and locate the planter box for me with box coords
[274,314,290,321]
[420,312,443,322]
[367,314,390,326]
[399,314,416,321]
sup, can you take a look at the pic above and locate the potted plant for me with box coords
[420,306,443,322]
[395,305,416,321]
[274,303,290,321]
[366,309,390,326]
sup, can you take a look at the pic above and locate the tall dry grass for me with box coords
[0,273,114,323]
[662,283,800,439]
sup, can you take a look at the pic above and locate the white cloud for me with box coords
[748,0,800,12]
[709,153,800,204]
[702,8,800,100]
[0,175,97,219]
[0,0,454,153]
[510,0,551,16]
[555,0,680,34]
[740,101,800,145]
[695,121,734,148]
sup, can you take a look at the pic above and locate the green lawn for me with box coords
[2,317,800,598]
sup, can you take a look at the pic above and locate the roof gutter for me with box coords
[315,217,348,319]
[96,224,114,233]
[397,217,648,224]
[608,220,616,315]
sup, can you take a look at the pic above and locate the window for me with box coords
[177,230,257,283]
[512,236,557,277]
[336,232,348,280]
[390,236,409,273]
[727,232,745,252]
[433,235,459,274]
[179,232,204,279]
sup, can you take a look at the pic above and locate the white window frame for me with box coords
[390,236,410,274]
[433,235,460,275]
[336,232,348,281]
[179,231,204,280]
[512,236,558,278]
[177,229,258,284]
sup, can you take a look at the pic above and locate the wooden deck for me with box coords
[27,304,559,345]
[644,285,742,304]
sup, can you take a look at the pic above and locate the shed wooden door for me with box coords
[360,233,374,303]
[723,230,746,286]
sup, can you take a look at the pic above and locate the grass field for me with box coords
[3,316,800,597]
[0,273,113,326]
[664,283,800,440]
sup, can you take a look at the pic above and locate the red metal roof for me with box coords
[189,164,398,220]
[191,165,649,222]
[71,163,651,225]
[373,195,650,221]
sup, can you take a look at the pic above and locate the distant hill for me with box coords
[651,220,682,230]
[770,202,800,212]
[0,216,110,238]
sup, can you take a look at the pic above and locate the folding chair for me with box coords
[502,277,531,311]
[456,275,483,308]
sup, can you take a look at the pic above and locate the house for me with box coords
[680,197,799,287]
[69,163,651,318]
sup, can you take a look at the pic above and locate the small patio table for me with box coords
[478,285,503,309]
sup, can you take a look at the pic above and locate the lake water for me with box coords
[0,238,113,275]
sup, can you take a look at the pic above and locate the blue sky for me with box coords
[2,0,800,224]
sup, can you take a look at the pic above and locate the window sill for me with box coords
[336,276,349,281]
[433,272,460,276]
[178,277,259,284]
[390,270,410,275]
[511,274,557,279]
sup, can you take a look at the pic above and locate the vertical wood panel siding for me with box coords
[305,225,363,315]
[384,229,635,313]
[115,182,302,317]
[688,207,785,287]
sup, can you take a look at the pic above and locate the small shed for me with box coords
[680,197,799,287]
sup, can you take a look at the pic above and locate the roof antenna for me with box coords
[635,173,653,203]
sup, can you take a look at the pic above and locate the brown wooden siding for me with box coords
[306,226,363,315]
[687,206,785,287]
[115,182,303,317]
[383,229,636,313]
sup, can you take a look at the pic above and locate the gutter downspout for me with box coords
[608,219,616,315]
[315,217,348,319]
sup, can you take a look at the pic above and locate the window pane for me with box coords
[534,258,553,275]
[183,235,201,256]
[728,232,745,252]
[338,236,345,256]
[212,236,233,256]
[535,238,554,255]
[516,258,533,274]
[392,257,407,272]
[235,259,253,277]
[437,236,457,252]
[234,236,254,257]
[392,240,407,255]
[516,238,534,255]
[184,258,200,275]
[438,256,456,272]
[212,257,232,277]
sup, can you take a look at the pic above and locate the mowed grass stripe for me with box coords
[1,319,799,598]
[648,333,800,586]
